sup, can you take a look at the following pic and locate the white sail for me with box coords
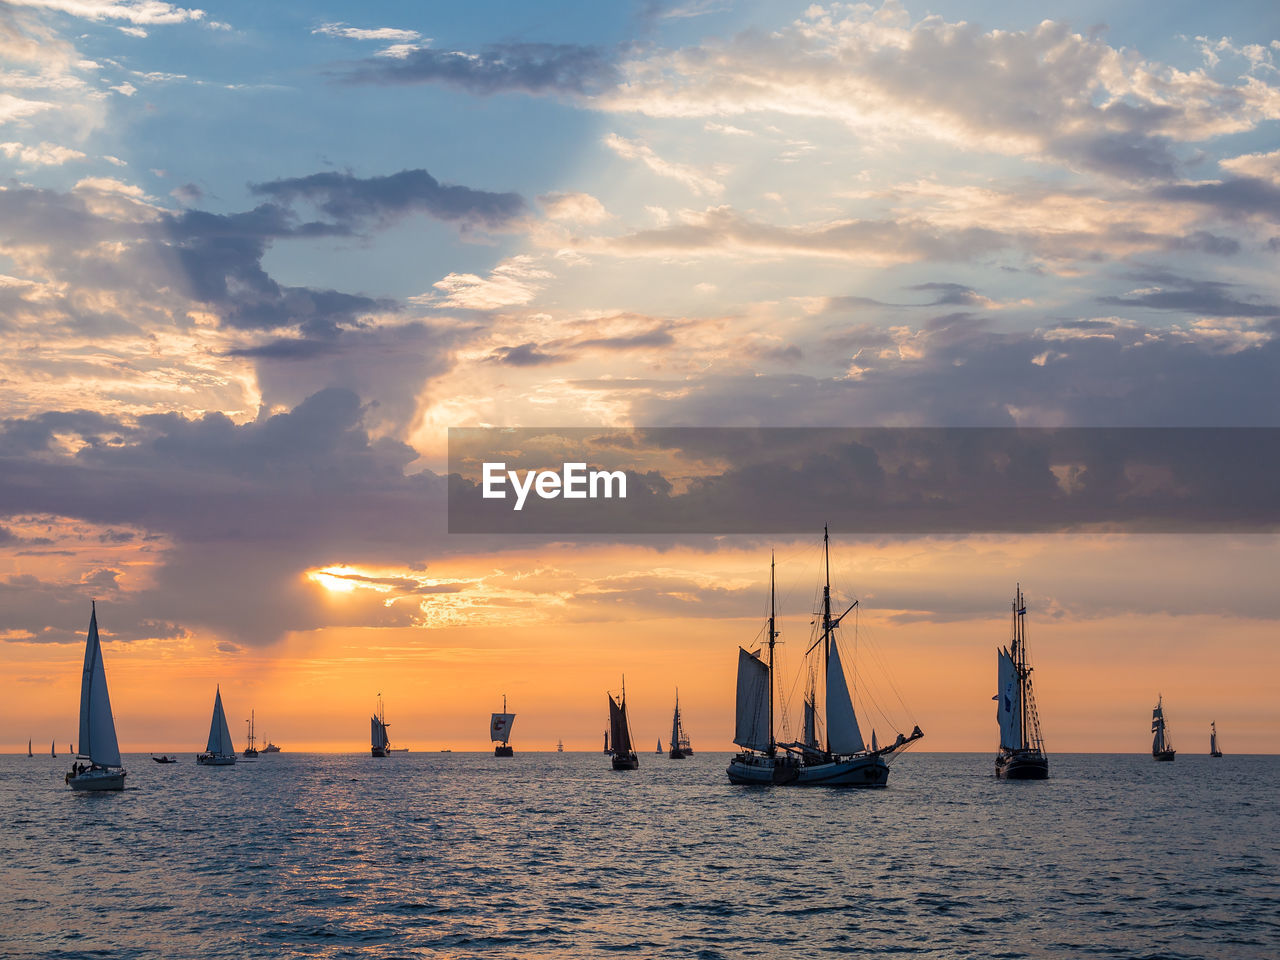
[371,715,388,750]
[997,648,1022,750]
[206,687,234,755]
[733,646,771,752]
[826,639,865,754]
[78,604,121,767]
[490,712,516,742]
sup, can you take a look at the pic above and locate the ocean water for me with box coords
[1,752,1276,959]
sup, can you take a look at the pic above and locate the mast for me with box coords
[822,526,833,756]
[768,552,778,756]
[1016,584,1028,752]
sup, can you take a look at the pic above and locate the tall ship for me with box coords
[1152,695,1175,761]
[727,533,923,787]
[491,695,515,757]
[243,709,259,758]
[371,695,392,757]
[66,602,127,791]
[197,686,237,765]
[1210,721,1223,758]
[668,690,693,758]
[608,679,639,770]
[994,585,1049,780]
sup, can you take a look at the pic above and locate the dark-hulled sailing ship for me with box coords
[370,695,392,757]
[491,694,515,757]
[1152,695,1175,761]
[608,679,639,770]
[727,531,923,787]
[994,585,1049,780]
[668,690,693,758]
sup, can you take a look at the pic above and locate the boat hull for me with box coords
[727,752,889,787]
[996,751,1049,780]
[1153,750,1176,761]
[371,747,389,757]
[611,753,639,770]
[68,768,126,791]
[494,744,514,757]
[243,748,259,758]
[196,753,237,765]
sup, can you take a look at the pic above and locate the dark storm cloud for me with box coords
[340,42,620,96]
[487,342,567,366]
[1166,231,1240,256]
[250,169,527,232]
[1099,272,1279,317]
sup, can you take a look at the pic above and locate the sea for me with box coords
[1,752,1276,959]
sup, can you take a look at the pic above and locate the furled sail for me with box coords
[825,639,865,754]
[490,712,516,743]
[608,695,633,755]
[78,604,121,767]
[733,647,771,752]
[802,695,818,750]
[206,687,234,755]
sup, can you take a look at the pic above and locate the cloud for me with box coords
[339,42,620,96]
[1099,271,1279,317]
[6,0,206,25]
[603,133,724,196]
[486,342,567,367]
[250,168,526,233]
[539,191,608,224]
[424,256,553,310]
[0,140,85,165]
[312,22,420,43]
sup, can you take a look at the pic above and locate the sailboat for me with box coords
[243,710,259,758]
[51,740,57,758]
[668,690,693,758]
[1210,721,1223,758]
[27,739,32,758]
[603,729,611,754]
[371,695,392,757]
[1152,695,1176,761]
[994,585,1049,780]
[727,534,924,787]
[491,695,515,757]
[557,738,564,752]
[66,602,127,791]
[197,686,237,765]
[655,738,662,754]
[608,679,639,770]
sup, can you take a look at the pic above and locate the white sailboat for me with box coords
[492,695,515,757]
[371,695,391,757]
[1152,695,1176,761]
[66,602,127,791]
[1210,721,1223,758]
[994,585,1049,779]
[196,686,237,765]
[727,532,923,787]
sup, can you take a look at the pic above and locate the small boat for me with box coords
[371,695,392,757]
[66,602,127,791]
[243,709,259,758]
[609,678,639,770]
[27,739,32,758]
[196,686,238,765]
[602,729,611,754]
[51,740,57,758]
[994,585,1049,780]
[655,738,662,754]
[1210,721,1223,758]
[1152,695,1176,761]
[727,535,923,788]
[151,755,179,764]
[557,739,564,752]
[260,737,281,753]
[668,689,694,758]
[491,694,515,757]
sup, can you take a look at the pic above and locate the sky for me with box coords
[1,0,1278,754]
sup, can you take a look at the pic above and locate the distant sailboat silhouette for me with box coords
[608,679,639,770]
[51,740,56,758]
[557,739,564,752]
[603,729,611,754]
[243,709,259,758]
[371,695,392,757]
[655,738,662,754]
[197,686,237,765]
[668,689,693,758]
[66,602,127,791]
[491,695,515,757]
[1210,721,1223,758]
[27,739,32,758]
[994,585,1049,780]
[1152,695,1176,761]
